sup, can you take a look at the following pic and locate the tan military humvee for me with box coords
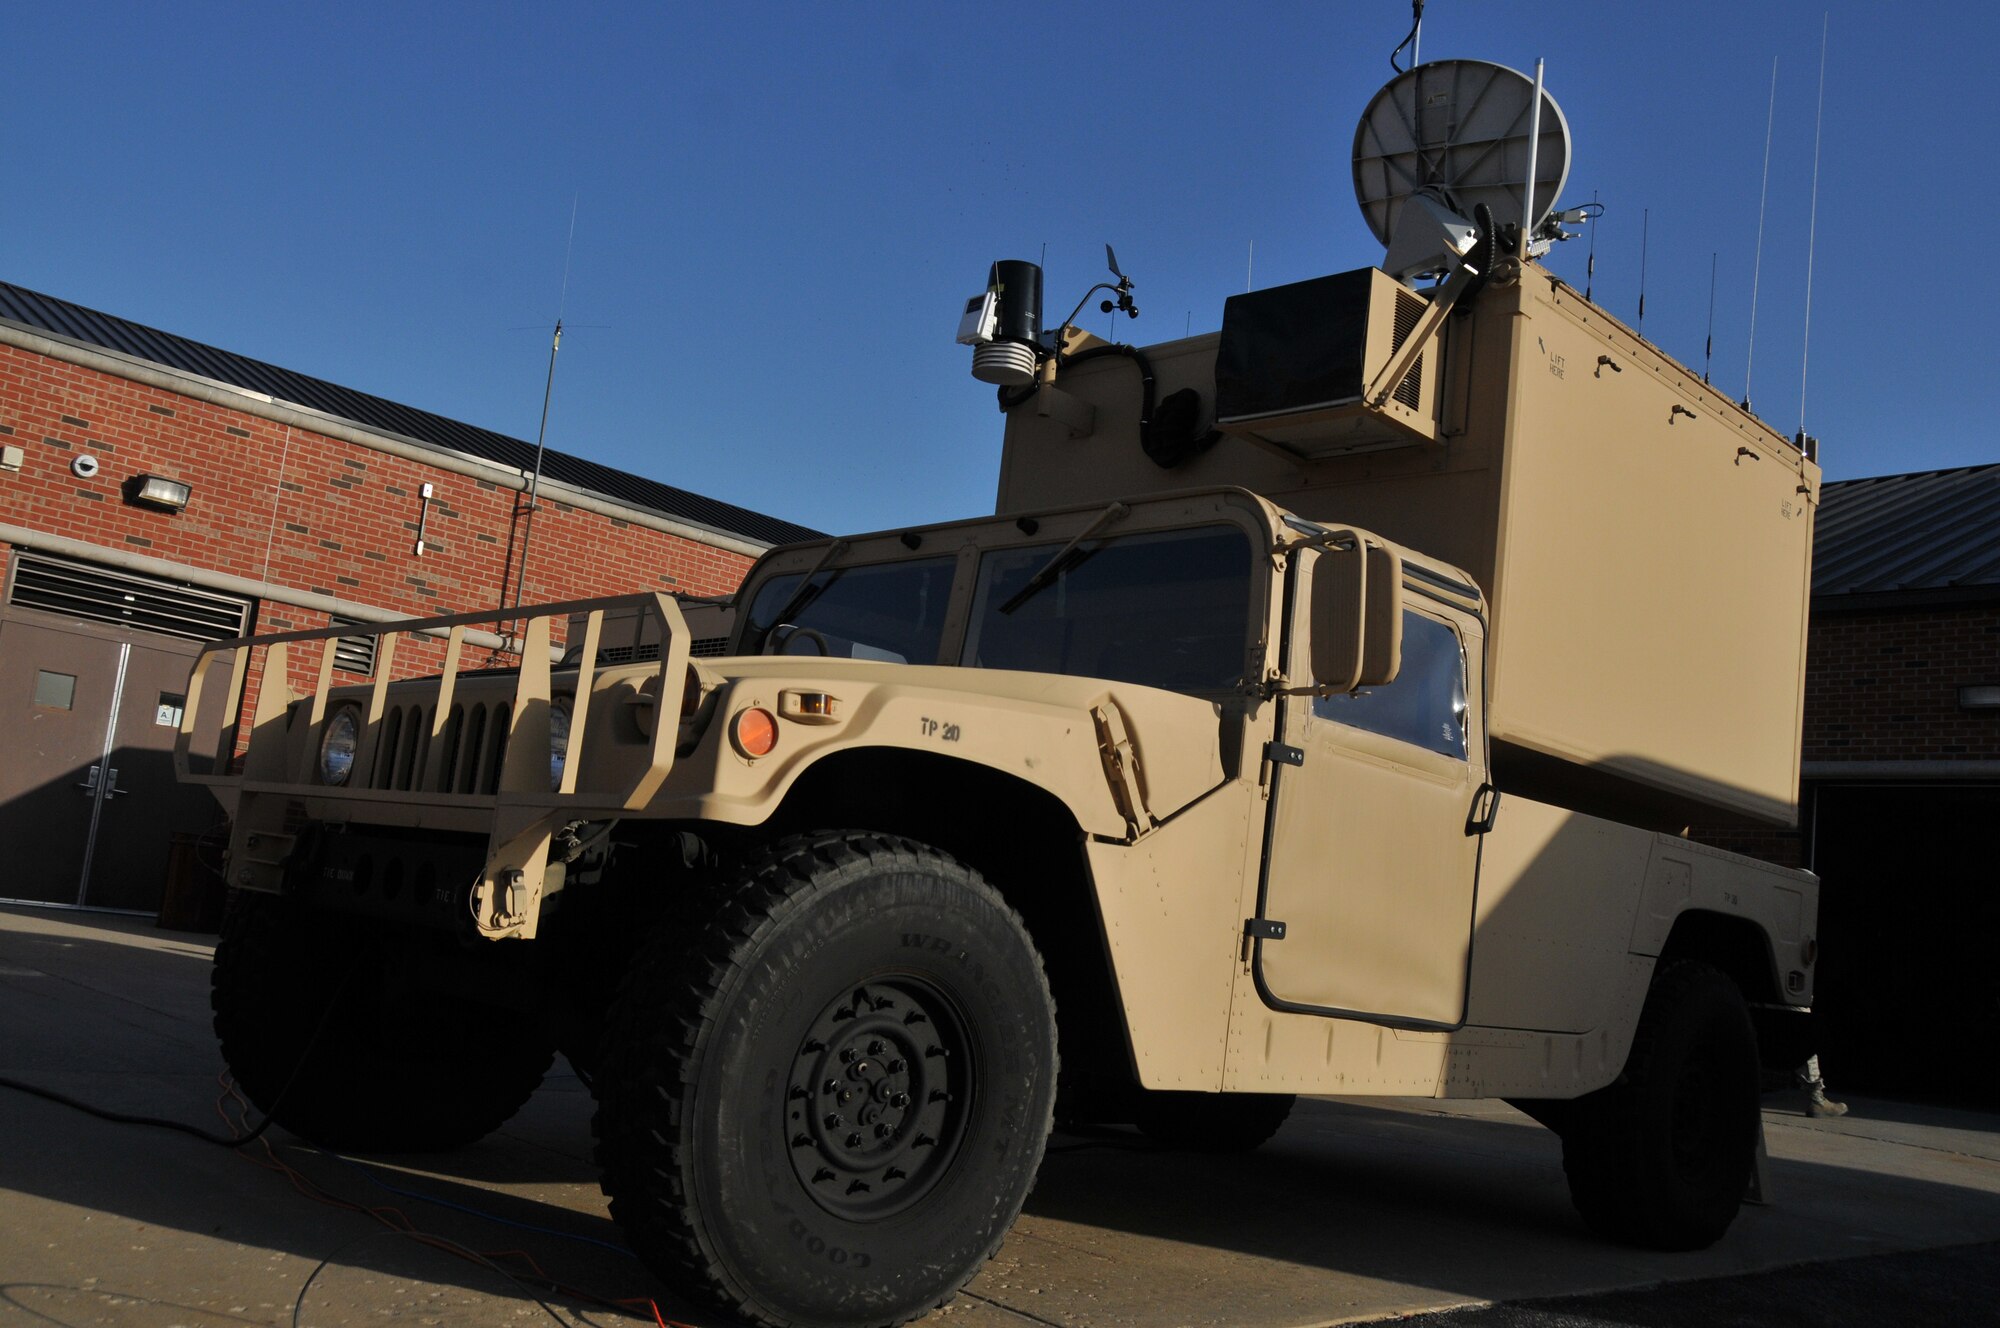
[177,61,1822,1328]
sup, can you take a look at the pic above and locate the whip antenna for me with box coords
[1637,209,1649,336]
[1799,15,1828,437]
[1704,252,1717,383]
[1744,58,1777,410]
[506,197,580,627]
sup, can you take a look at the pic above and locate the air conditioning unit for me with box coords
[1214,267,1441,460]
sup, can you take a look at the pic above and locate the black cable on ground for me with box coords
[0,968,349,1148]
[291,1227,571,1328]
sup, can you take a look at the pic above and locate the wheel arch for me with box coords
[1657,909,1783,1005]
[766,746,1143,1115]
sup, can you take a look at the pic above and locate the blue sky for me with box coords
[6,3,1993,536]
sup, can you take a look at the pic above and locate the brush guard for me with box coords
[173,593,692,939]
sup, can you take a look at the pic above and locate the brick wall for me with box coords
[0,341,758,637]
[1803,603,2000,761]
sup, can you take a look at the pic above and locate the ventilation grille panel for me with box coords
[1391,289,1425,411]
[7,551,251,643]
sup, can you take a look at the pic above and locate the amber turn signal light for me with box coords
[731,707,779,758]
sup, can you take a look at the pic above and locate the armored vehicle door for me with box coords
[1254,599,1488,1029]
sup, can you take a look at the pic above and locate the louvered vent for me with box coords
[7,551,251,642]
[1391,289,1425,411]
[595,636,731,664]
[328,616,377,676]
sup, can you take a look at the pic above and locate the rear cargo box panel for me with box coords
[994,269,1816,827]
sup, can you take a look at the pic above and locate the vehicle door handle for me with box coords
[1465,782,1501,836]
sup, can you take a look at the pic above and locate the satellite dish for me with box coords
[1353,59,1570,253]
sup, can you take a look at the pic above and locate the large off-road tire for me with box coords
[212,890,555,1151]
[1559,961,1760,1250]
[1133,1090,1295,1153]
[594,832,1058,1328]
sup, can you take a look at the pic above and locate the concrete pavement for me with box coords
[4,902,1998,1327]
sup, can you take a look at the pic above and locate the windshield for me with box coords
[964,525,1255,693]
[743,557,955,663]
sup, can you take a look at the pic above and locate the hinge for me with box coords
[1262,741,1305,767]
[1244,917,1288,941]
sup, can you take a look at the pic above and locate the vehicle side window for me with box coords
[1313,610,1467,759]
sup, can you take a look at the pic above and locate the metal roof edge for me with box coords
[0,316,780,558]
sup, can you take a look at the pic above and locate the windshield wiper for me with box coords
[754,538,851,645]
[998,502,1129,616]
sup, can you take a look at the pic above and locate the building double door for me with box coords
[0,610,228,911]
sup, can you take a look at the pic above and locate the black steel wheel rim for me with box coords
[785,976,972,1221]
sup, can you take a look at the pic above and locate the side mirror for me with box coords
[1308,536,1403,692]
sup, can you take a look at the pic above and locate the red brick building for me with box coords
[1701,464,2000,1100]
[0,282,816,915]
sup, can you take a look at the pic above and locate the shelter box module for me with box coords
[995,264,1820,830]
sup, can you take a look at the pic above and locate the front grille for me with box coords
[365,698,510,794]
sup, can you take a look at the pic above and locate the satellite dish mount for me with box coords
[1352,59,1575,283]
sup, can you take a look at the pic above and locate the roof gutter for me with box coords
[0,318,776,559]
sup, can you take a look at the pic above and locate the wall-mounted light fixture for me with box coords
[1959,684,2000,711]
[124,473,193,512]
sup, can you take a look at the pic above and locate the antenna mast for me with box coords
[1704,252,1717,382]
[1584,189,1600,301]
[1744,58,1778,410]
[505,197,579,630]
[1637,208,1649,336]
[1799,15,1828,438]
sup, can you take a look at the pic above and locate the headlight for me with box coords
[319,705,361,785]
[549,696,572,791]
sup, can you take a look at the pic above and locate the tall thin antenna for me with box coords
[1704,252,1718,382]
[557,194,578,321]
[1636,208,1649,336]
[1246,240,1254,292]
[1744,57,1778,409]
[506,201,581,624]
[1799,14,1829,436]
[1584,189,1600,302]
[507,318,562,622]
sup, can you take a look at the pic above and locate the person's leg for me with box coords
[1800,1054,1849,1117]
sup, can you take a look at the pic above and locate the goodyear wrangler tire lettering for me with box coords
[593,831,1057,1328]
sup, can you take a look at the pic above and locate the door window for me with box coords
[1314,610,1468,759]
[33,670,77,709]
